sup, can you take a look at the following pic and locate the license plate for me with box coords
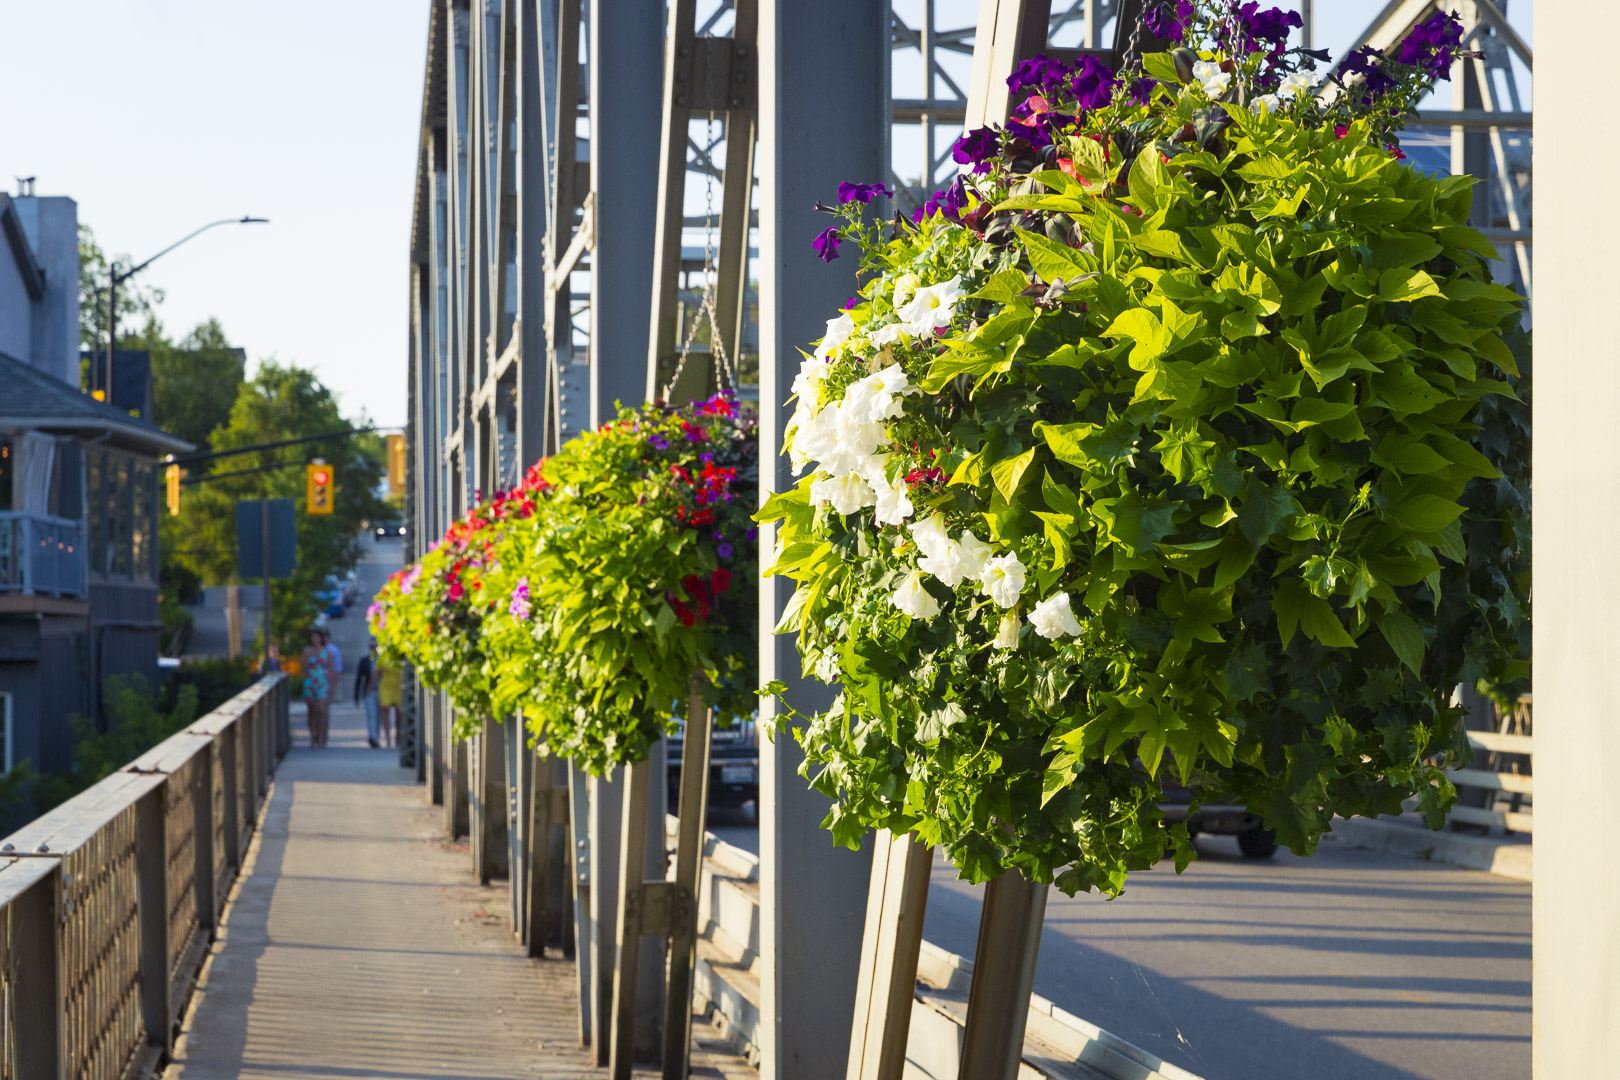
[720,763,755,785]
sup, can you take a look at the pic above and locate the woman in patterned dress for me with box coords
[302,627,333,747]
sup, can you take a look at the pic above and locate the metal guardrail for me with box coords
[0,673,289,1080]
[0,511,89,598]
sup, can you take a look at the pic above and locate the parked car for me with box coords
[1159,781,1278,858]
[319,574,347,618]
[668,712,759,812]
[374,520,406,541]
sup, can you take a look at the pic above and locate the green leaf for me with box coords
[1393,494,1465,534]
[1014,227,1093,286]
[971,269,1032,303]
[991,448,1038,502]
[1378,267,1444,303]
[1095,491,1176,555]
[916,701,968,745]
[1236,477,1296,547]
[1377,610,1425,675]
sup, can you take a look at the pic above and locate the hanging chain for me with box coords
[1122,3,1147,73]
[663,35,737,401]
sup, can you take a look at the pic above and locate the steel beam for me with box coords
[757,1,886,1076]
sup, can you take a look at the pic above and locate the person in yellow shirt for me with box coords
[376,660,402,749]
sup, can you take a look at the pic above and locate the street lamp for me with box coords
[103,215,269,403]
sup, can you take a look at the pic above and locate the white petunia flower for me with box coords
[897,275,965,336]
[977,552,1026,608]
[992,611,1021,650]
[810,472,877,515]
[1030,592,1083,640]
[955,530,993,581]
[865,458,915,527]
[791,354,831,404]
[812,649,840,682]
[892,570,941,620]
[814,313,857,360]
[892,273,920,312]
[841,365,915,426]
[1193,60,1230,98]
[786,398,820,475]
[908,515,951,561]
[1276,70,1317,100]
[871,323,908,348]
[917,530,990,588]
[1253,93,1280,113]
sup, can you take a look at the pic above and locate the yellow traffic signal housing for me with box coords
[165,464,185,516]
[386,434,406,495]
[306,461,335,515]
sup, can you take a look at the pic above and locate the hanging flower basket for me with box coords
[761,2,1529,896]
[372,395,760,773]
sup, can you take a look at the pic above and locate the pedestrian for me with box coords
[326,631,344,686]
[377,658,402,749]
[300,627,332,748]
[355,638,381,748]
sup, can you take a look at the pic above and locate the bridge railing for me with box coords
[0,673,290,1080]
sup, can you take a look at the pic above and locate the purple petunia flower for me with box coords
[1142,0,1194,42]
[1338,45,1396,99]
[508,577,531,622]
[1004,116,1052,150]
[812,225,841,262]
[1396,10,1462,80]
[1005,53,1071,97]
[648,433,671,450]
[745,527,757,543]
[951,126,1001,175]
[1069,56,1117,111]
[717,543,733,560]
[1128,76,1158,106]
[1225,3,1302,56]
[837,181,894,205]
[843,296,861,310]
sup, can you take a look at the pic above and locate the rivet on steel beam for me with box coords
[34,842,49,853]
[0,842,12,853]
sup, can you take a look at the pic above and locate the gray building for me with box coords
[0,188,189,785]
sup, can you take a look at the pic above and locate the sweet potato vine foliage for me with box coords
[372,395,759,775]
[760,1,1528,897]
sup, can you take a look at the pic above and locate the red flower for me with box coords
[691,508,714,526]
[1334,124,1349,139]
[448,581,465,602]
[711,568,731,594]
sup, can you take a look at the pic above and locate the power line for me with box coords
[169,425,395,468]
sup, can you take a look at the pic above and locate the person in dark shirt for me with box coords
[354,638,381,748]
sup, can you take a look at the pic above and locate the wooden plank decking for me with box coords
[165,701,749,1080]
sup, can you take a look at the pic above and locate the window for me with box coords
[0,693,12,773]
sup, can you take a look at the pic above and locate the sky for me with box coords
[0,2,1531,431]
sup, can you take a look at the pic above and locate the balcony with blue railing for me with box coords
[0,511,88,599]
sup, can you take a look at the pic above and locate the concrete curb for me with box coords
[1326,816,1532,882]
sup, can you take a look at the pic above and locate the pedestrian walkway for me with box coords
[166,700,750,1080]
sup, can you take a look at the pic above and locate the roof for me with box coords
[0,348,193,457]
[0,194,46,300]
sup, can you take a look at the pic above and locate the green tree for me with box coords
[77,224,164,357]
[144,317,246,454]
[168,362,388,657]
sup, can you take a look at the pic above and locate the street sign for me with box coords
[236,499,297,580]
[386,434,406,495]
[306,461,335,515]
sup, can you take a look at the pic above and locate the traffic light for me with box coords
[165,464,185,516]
[306,461,335,515]
[386,434,406,495]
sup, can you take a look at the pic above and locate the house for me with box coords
[0,187,190,781]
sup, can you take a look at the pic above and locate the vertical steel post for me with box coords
[757,1,886,1076]
[588,766,624,1062]
[608,756,653,1079]
[260,497,272,671]
[194,741,217,932]
[12,870,63,1079]
[956,870,1049,1078]
[663,675,713,1079]
[135,786,173,1056]
[846,832,933,1080]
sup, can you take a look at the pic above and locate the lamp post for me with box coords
[104,215,268,403]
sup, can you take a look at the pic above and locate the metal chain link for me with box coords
[1122,2,1147,73]
[663,37,737,401]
